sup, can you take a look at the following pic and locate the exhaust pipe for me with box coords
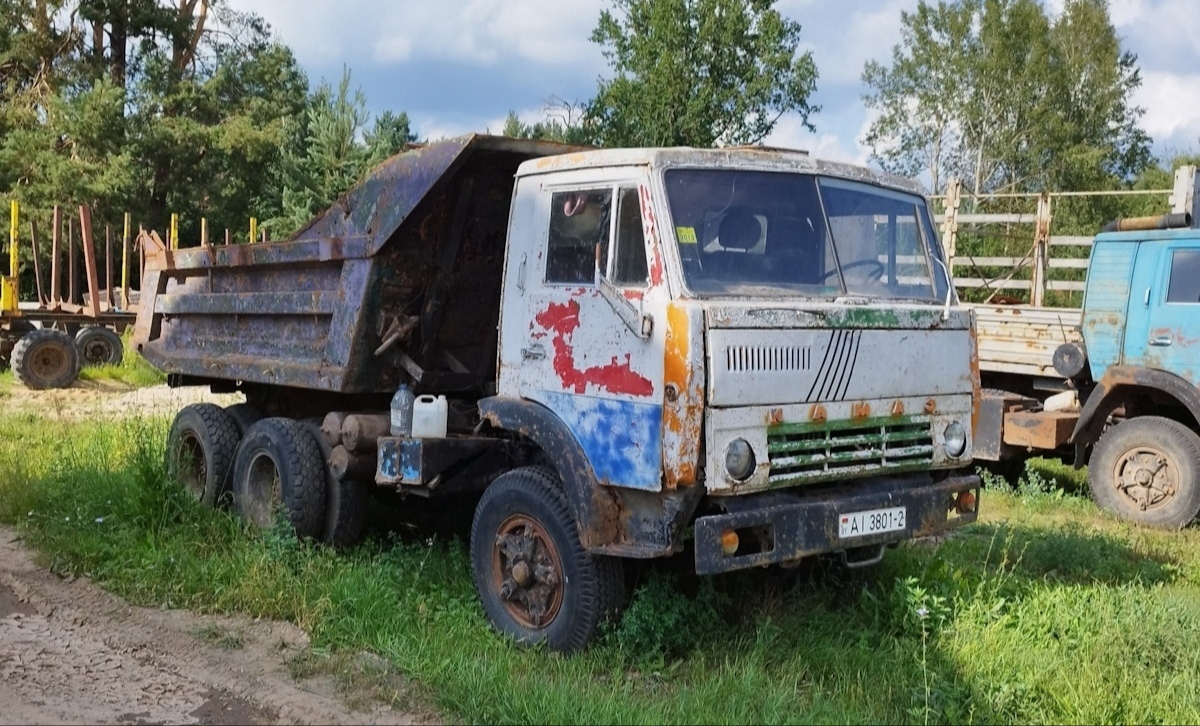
[1102,212,1193,233]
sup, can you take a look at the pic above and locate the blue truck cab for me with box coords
[1058,216,1200,528]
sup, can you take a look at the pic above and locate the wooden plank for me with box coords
[1046,280,1086,292]
[955,278,1033,289]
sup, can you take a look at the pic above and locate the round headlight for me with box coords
[944,421,967,458]
[724,439,756,481]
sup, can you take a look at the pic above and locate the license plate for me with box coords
[838,506,906,538]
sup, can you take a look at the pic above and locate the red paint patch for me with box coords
[639,185,665,286]
[535,299,655,397]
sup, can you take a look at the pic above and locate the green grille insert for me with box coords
[767,415,934,486]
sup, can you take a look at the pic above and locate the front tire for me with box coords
[1089,416,1200,529]
[470,467,624,652]
[232,418,327,539]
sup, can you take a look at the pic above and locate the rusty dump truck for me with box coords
[133,135,981,651]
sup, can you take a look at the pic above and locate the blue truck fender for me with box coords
[1071,365,1200,445]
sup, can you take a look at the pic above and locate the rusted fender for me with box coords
[1072,365,1200,444]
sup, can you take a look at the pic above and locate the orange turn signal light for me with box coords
[955,490,977,514]
[720,529,739,556]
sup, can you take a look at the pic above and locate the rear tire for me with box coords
[470,466,624,652]
[166,403,241,507]
[232,418,327,539]
[1089,416,1200,529]
[225,403,265,436]
[12,328,80,389]
[299,418,367,549]
[75,326,123,366]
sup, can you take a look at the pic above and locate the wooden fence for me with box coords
[931,166,1199,306]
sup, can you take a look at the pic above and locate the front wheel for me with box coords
[1089,416,1200,529]
[470,467,624,653]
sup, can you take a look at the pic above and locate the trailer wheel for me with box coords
[299,418,367,549]
[232,418,327,539]
[1089,416,1200,529]
[166,403,240,507]
[470,467,624,652]
[11,328,80,389]
[75,326,123,366]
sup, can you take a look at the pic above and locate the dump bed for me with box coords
[131,135,577,394]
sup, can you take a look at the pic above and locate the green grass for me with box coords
[2,413,1199,724]
[76,331,166,388]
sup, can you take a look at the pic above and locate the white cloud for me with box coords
[762,113,871,165]
[1133,71,1200,144]
[230,0,606,70]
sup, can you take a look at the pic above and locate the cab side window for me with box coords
[609,187,649,286]
[1166,249,1200,303]
[547,190,611,284]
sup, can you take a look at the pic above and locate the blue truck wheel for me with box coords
[1089,416,1200,529]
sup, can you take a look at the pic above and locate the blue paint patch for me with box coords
[399,438,423,484]
[378,438,400,480]
[530,391,663,491]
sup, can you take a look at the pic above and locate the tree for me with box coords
[502,97,591,144]
[862,0,1151,196]
[587,0,818,148]
[266,67,414,237]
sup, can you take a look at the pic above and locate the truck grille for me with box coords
[767,417,934,486]
[724,345,811,372]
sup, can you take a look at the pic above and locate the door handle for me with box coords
[1149,336,1172,347]
[521,343,545,360]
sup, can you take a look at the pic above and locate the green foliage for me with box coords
[266,67,414,237]
[587,0,818,148]
[613,570,728,662]
[0,1,416,262]
[863,0,1152,196]
[501,98,592,144]
[77,330,166,387]
[4,411,1200,724]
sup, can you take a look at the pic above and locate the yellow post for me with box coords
[121,212,130,309]
[2,199,20,313]
[200,217,208,247]
[249,217,258,245]
[170,213,179,251]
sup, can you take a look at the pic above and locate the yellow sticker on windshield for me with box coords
[675,226,697,244]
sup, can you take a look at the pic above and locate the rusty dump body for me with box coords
[132,135,576,401]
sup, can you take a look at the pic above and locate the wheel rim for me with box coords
[244,451,283,528]
[491,514,564,629]
[1112,444,1179,512]
[30,342,70,382]
[175,432,207,500]
[80,337,114,365]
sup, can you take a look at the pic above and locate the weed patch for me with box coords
[2,414,1200,724]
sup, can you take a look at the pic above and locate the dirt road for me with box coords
[1,381,432,725]
[0,526,427,725]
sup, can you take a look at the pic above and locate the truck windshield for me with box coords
[663,169,944,301]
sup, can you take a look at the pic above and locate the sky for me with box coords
[226,0,1200,169]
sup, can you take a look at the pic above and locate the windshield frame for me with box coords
[657,166,945,303]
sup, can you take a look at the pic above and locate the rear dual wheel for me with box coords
[231,418,327,539]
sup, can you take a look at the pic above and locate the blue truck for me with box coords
[975,202,1200,529]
